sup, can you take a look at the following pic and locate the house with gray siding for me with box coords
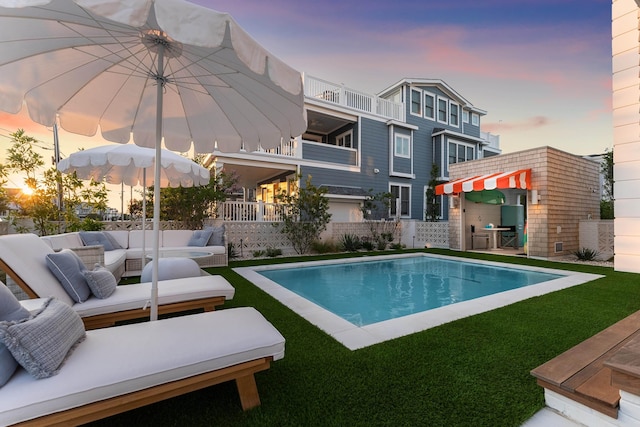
[208,74,500,222]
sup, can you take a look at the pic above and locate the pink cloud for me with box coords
[483,116,551,133]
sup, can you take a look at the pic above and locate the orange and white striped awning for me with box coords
[435,169,531,195]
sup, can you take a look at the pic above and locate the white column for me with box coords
[613,0,640,272]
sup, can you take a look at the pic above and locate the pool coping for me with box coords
[234,253,604,350]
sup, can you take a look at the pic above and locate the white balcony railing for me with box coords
[304,74,405,122]
[217,201,287,222]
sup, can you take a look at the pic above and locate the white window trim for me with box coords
[336,129,353,148]
[447,139,476,165]
[462,110,470,123]
[410,88,422,117]
[471,113,480,126]
[437,96,448,124]
[423,91,436,121]
[449,101,460,128]
[390,183,411,218]
[394,133,410,158]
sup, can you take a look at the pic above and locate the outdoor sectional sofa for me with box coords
[0,285,285,426]
[40,228,228,280]
[0,234,235,330]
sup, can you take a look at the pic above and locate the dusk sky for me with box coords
[0,0,613,207]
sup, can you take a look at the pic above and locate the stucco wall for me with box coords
[447,146,600,258]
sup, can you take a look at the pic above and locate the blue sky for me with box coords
[194,0,612,155]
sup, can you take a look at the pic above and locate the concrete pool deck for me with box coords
[234,253,603,350]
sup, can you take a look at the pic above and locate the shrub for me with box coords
[376,239,388,250]
[340,233,361,252]
[227,242,239,259]
[266,247,282,257]
[252,249,266,258]
[361,240,374,251]
[311,240,340,254]
[574,247,599,261]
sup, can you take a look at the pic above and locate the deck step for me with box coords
[531,311,640,419]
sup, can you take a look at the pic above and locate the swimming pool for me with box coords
[258,256,563,327]
[235,253,602,350]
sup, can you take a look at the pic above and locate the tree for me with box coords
[146,164,239,230]
[601,149,614,219]
[274,175,332,254]
[4,129,108,235]
[425,163,441,222]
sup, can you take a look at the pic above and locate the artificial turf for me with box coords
[90,250,636,427]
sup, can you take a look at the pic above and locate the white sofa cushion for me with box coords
[128,230,162,249]
[161,230,193,247]
[103,249,127,274]
[0,307,285,426]
[40,233,83,251]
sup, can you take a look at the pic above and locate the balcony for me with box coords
[304,74,405,122]
[217,201,287,222]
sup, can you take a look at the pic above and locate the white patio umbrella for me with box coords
[0,0,307,320]
[57,143,210,264]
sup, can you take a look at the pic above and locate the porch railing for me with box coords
[217,201,286,222]
[304,74,405,122]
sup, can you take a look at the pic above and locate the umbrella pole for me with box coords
[141,168,146,273]
[150,45,165,322]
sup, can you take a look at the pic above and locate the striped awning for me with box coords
[435,169,531,195]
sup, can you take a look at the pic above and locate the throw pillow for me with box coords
[46,249,91,303]
[0,282,30,322]
[187,229,214,247]
[79,231,114,251]
[0,282,31,387]
[0,298,86,379]
[0,344,17,387]
[205,225,225,246]
[103,232,123,250]
[83,264,117,299]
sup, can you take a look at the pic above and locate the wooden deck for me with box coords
[531,310,640,419]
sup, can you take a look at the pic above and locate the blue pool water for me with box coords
[258,256,563,327]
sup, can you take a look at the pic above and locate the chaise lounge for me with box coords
[0,234,235,329]
[0,283,285,426]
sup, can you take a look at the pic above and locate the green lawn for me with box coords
[91,250,638,427]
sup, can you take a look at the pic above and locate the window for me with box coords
[471,113,480,126]
[410,89,422,116]
[450,103,459,127]
[336,130,353,148]
[462,110,469,123]
[394,133,410,157]
[390,184,410,217]
[448,141,475,164]
[424,92,435,120]
[437,97,448,123]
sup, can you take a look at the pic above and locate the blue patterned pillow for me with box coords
[205,225,225,246]
[79,231,114,251]
[46,249,91,303]
[83,265,117,299]
[0,282,30,387]
[0,298,86,379]
[187,229,213,247]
